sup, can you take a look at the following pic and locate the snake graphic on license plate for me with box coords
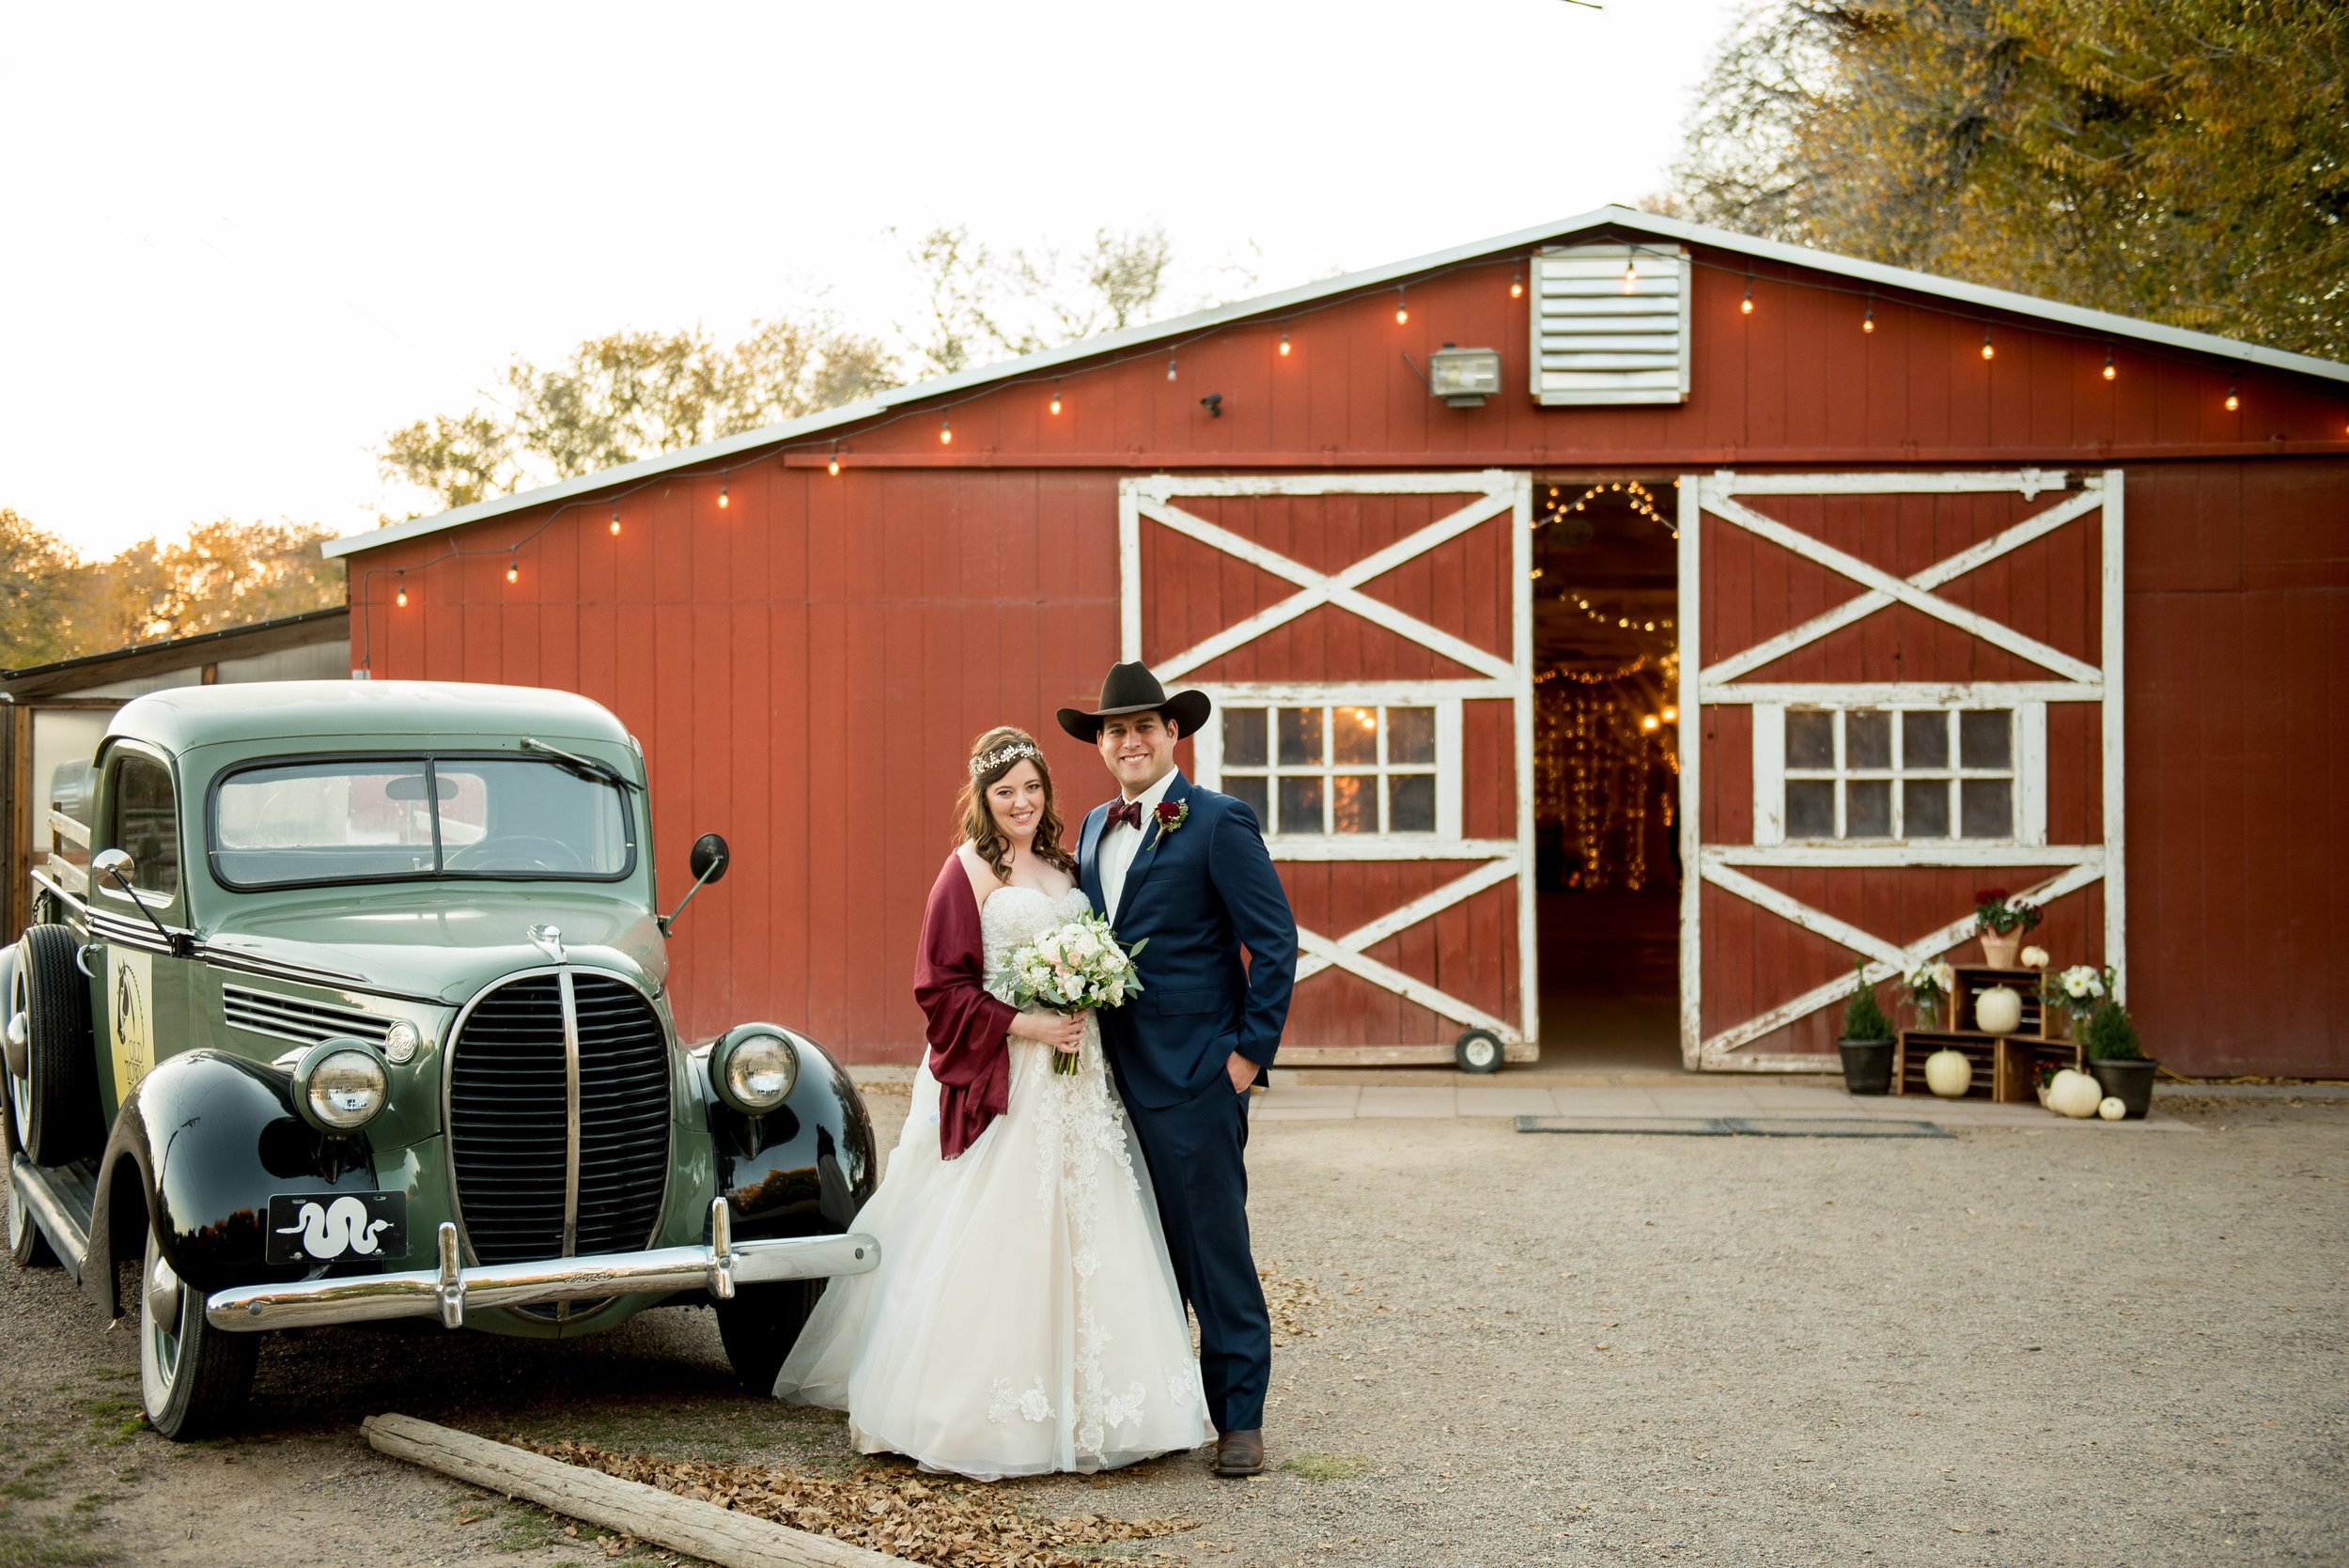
[266,1192,409,1264]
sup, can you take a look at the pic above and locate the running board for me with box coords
[9,1155,99,1282]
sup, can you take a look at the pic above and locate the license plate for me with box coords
[266,1192,409,1265]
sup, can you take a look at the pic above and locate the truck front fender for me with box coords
[703,1028,877,1243]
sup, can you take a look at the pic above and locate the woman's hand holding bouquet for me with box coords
[991,912,1147,1075]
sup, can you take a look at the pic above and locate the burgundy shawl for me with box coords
[914,852,1019,1159]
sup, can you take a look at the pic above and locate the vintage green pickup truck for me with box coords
[4,681,879,1437]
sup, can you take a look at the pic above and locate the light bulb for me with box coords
[1982,330,1995,361]
[609,510,620,535]
[2102,349,2116,380]
[1050,382,1063,414]
[2225,384,2239,411]
[1862,305,1875,334]
[828,456,840,475]
[396,581,408,608]
[1642,716,1660,732]
[1623,260,1637,288]
[1166,358,1177,380]
[1279,332,1291,356]
[941,416,953,444]
[1741,281,1753,315]
[506,560,519,584]
[1662,706,1678,722]
[1511,273,1524,299]
[1395,303,1408,324]
[718,483,729,508]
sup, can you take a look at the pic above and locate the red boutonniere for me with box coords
[1149,799,1189,847]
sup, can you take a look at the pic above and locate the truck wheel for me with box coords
[714,1280,817,1391]
[137,1228,257,1440]
[13,927,102,1166]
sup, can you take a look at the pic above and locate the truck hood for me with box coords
[202,887,669,1006]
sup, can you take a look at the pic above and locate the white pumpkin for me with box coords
[1974,986,2025,1035]
[2047,1069,2103,1119]
[1923,1048,1974,1098]
[2098,1096,2127,1121]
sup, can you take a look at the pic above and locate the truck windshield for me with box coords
[209,755,633,889]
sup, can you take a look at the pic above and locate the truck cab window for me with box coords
[110,753,180,897]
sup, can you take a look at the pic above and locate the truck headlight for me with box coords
[710,1025,799,1115]
[294,1040,389,1133]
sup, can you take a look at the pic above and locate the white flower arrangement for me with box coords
[1904,958,1957,1027]
[2057,964,2106,1001]
[990,911,1147,1076]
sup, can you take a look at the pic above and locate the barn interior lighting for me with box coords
[1427,345,1502,408]
[1641,715,1660,732]
[395,573,408,608]
[1662,706,1679,722]
[2103,347,2116,380]
[1050,380,1063,414]
[1279,331,1291,356]
[1982,328,1995,361]
[941,414,953,444]
[1741,275,1753,315]
[1511,272,1524,299]
[610,507,621,534]
[2225,383,2240,411]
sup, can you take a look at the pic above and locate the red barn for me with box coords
[325,207,2349,1079]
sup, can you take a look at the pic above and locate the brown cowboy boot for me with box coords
[1213,1428,1264,1478]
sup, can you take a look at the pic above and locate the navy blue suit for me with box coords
[1080,770,1297,1435]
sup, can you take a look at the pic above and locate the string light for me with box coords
[941,414,953,444]
[1278,330,1291,357]
[1982,328,1996,361]
[1741,275,1753,315]
[395,573,408,608]
[1862,302,1875,334]
[2103,347,2116,381]
[1050,380,1063,414]
[2225,383,2239,411]
[1394,288,1408,325]
[1662,706,1678,723]
[1622,257,1638,291]
[506,555,519,584]
[828,442,840,475]
[1532,478,1675,536]
[718,480,729,508]
[609,508,620,535]
[1166,357,1177,380]
[1511,272,1524,300]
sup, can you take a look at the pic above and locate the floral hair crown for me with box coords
[969,740,1040,779]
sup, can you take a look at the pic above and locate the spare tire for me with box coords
[13,926,102,1166]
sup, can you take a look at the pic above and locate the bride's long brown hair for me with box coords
[954,725,1078,883]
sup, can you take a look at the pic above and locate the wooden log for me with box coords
[361,1412,907,1568]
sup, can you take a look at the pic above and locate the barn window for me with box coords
[1763,706,2040,845]
[1216,705,1440,836]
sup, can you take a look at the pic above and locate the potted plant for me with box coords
[1972,888,2043,968]
[1904,957,1956,1032]
[2082,999,2155,1118]
[1836,959,1895,1094]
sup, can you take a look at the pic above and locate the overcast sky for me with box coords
[1,0,1743,559]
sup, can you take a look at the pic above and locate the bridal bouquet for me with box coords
[990,912,1146,1076]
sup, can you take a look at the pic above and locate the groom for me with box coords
[1060,662,1298,1479]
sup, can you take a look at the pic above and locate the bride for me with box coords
[772,725,1213,1479]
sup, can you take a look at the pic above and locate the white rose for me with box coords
[1037,935,1061,963]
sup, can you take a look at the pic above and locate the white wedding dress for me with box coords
[772,884,1214,1479]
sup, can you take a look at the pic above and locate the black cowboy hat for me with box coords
[1056,661,1213,742]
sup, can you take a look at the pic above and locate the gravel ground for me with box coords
[1,1090,2341,1567]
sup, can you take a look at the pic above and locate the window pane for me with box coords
[1846,710,1891,769]
[434,762,630,876]
[1278,775,1325,833]
[113,754,180,896]
[1846,779,1891,837]
[1331,774,1377,833]
[1785,780,1835,839]
[1388,773,1436,832]
[212,762,438,884]
[1222,708,1267,768]
[1387,706,1437,766]
[1960,779,2013,839]
[1786,710,1835,769]
[1332,706,1378,766]
[1224,774,1268,824]
[1278,707,1323,767]
[1903,778,1952,838]
[1903,710,1950,769]
[1959,709,2013,768]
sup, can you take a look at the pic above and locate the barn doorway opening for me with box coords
[1530,475,1683,1071]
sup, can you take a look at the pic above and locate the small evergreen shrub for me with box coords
[1840,959,1894,1042]
[2082,1000,2145,1060]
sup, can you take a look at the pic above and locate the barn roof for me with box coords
[326,204,2349,561]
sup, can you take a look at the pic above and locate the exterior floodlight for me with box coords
[1427,346,1503,408]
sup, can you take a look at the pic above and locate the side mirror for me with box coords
[689,833,730,884]
[91,847,135,882]
[661,831,731,937]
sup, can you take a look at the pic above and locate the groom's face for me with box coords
[1097,711,1177,798]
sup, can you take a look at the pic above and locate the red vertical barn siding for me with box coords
[345,241,2349,1072]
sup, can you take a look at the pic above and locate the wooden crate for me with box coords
[1951,966,2048,1036]
[1895,1032,2080,1104]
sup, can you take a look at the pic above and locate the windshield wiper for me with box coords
[521,737,644,792]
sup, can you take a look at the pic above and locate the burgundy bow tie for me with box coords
[1107,800,1145,831]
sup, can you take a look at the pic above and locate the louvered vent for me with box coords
[1530,243,1690,406]
[223,985,391,1048]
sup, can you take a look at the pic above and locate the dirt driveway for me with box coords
[2,1091,2341,1566]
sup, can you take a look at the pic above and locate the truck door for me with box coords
[88,743,193,1123]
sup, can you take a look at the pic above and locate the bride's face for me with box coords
[986,760,1048,846]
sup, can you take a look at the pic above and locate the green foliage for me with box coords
[1282,1452,1373,1480]
[1,513,344,672]
[1667,0,2349,359]
[1841,958,1895,1041]
[2081,999,2145,1060]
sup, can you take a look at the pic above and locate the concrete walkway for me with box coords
[1254,1079,2198,1129]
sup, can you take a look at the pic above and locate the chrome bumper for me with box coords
[205,1198,876,1332]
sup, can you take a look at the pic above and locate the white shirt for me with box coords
[1098,768,1177,923]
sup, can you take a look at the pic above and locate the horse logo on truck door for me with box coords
[106,947,151,1095]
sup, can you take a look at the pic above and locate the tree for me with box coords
[0,509,98,668]
[1668,0,2349,359]
[899,224,1181,377]
[379,310,899,513]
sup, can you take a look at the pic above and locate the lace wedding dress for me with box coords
[772,884,1214,1479]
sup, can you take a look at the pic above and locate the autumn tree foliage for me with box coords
[1667,0,2349,358]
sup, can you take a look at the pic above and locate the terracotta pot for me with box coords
[1975,986,2024,1035]
[1838,1040,1893,1095]
[1979,930,2023,968]
[1923,1048,1974,1098]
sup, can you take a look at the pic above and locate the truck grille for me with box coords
[445,971,672,1265]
